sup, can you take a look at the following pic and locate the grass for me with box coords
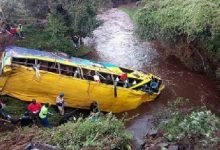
[2,96,27,119]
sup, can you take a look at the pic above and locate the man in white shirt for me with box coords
[56,93,65,116]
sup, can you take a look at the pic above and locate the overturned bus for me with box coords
[0,47,164,113]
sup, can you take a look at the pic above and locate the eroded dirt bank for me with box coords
[85,8,220,148]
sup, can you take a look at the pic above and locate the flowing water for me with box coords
[85,8,220,148]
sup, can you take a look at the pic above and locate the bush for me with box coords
[135,0,220,60]
[162,109,220,149]
[154,98,220,149]
[0,0,27,22]
[0,113,132,150]
[49,113,132,150]
[151,98,220,149]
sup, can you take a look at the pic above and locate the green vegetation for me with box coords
[153,98,220,150]
[0,113,132,150]
[162,110,220,146]
[2,96,27,119]
[0,0,27,22]
[135,0,220,62]
[49,113,132,149]
[1,0,110,56]
[16,26,91,57]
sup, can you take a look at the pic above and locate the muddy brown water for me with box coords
[85,8,220,148]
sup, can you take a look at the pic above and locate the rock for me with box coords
[148,129,158,135]
[24,142,58,150]
[147,129,158,138]
[159,143,169,148]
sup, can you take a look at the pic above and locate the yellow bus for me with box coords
[0,47,164,113]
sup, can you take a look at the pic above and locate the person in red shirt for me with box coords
[9,27,17,35]
[27,99,42,114]
[120,73,127,81]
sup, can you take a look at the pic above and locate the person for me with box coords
[39,103,50,127]
[120,73,129,88]
[84,70,91,80]
[0,100,6,118]
[150,78,159,92]
[27,99,42,124]
[27,99,42,115]
[90,101,100,121]
[93,74,100,82]
[16,112,33,127]
[132,80,137,85]
[16,24,24,38]
[74,69,80,78]
[56,93,65,116]
[59,110,77,125]
[9,27,17,36]
[0,100,11,120]
[123,79,129,88]
[71,35,80,49]
[120,73,127,81]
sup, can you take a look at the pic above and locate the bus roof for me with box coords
[5,46,123,74]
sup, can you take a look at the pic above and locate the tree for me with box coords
[0,0,27,23]
[44,0,105,53]
[23,0,50,19]
[45,13,73,54]
[69,0,98,37]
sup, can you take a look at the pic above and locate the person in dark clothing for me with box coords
[71,35,80,49]
[90,101,100,121]
[0,100,11,120]
[59,110,77,125]
[16,112,33,127]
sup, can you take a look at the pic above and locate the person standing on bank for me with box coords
[71,35,80,50]
[56,93,65,116]
[39,103,50,128]
[90,101,100,121]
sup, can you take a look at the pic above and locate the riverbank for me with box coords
[0,112,132,150]
[120,2,219,76]
[140,98,220,150]
[134,0,220,79]
[86,5,220,149]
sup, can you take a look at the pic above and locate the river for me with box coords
[85,8,220,148]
